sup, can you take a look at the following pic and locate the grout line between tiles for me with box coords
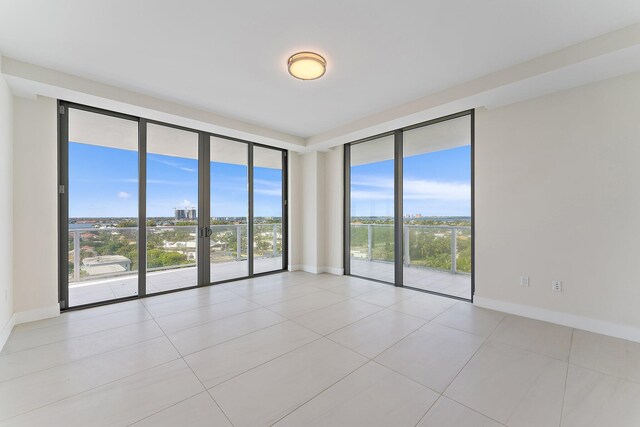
[413,394,443,427]
[0,308,153,357]
[269,354,370,426]
[0,356,185,424]
[0,314,157,360]
[205,335,325,392]
[559,328,575,426]
[167,312,289,358]
[142,304,237,426]
[440,312,506,396]
[0,331,164,385]
[155,304,266,336]
[124,390,212,427]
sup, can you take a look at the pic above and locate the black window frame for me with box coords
[58,100,288,311]
[344,109,475,302]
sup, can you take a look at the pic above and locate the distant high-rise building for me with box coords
[175,207,197,220]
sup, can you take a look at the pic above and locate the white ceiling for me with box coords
[1,0,640,138]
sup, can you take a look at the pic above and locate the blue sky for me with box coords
[68,142,282,218]
[69,142,468,219]
[351,145,471,217]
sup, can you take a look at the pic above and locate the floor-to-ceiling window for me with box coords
[146,123,200,295]
[252,146,286,274]
[348,135,396,283]
[65,108,140,307]
[210,136,249,282]
[59,102,287,309]
[345,111,473,300]
[402,115,472,298]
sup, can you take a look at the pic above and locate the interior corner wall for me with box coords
[12,95,59,320]
[287,151,303,270]
[291,147,343,275]
[322,146,344,274]
[474,71,640,341]
[299,151,320,272]
[0,65,15,347]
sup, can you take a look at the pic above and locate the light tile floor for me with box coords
[2,272,640,426]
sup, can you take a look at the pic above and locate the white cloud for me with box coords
[254,179,280,188]
[404,179,470,201]
[255,188,282,196]
[153,158,197,173]
[254,178,282,196]
[117,191,132,199]
[351,175,470,201]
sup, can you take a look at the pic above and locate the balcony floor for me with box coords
[350,259,471,299]
[69,257,469,307]
[69,257,283,307]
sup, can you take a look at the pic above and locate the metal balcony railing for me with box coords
[68,223,282,282]
[350,223,471,275]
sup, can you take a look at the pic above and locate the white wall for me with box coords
[287,151,302,269]
[0,61,14,348]
[475,71,640,340]
[322,147,344,274]
[292,147,344,275]
[299,151,321,272]
[12,95,59,319]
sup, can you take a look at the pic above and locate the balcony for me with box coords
[67,222,469,306]
[68,223,283,306]
[350,223,471,298]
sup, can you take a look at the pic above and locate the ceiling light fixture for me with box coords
[287,52,326,80]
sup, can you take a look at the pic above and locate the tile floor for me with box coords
[2,272,639,426]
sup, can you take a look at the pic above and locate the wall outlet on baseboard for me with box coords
[551,280,562,292]
[520,276,529,287]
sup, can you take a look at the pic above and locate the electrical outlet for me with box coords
[551,280,562,292]
[520,276,529,287]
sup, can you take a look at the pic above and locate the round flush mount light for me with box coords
[287,52,326,80]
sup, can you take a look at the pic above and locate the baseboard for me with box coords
[0,314,15,352]
[474,296,640,343]
[288,265,344,275]
[13,304,60,325]
[319,266,344,275]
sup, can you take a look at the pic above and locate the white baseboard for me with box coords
[474,296,640,344]
[0,314,15,352]
[288,265,344,275]
[13,304,60,325]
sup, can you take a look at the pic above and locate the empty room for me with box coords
[1,1,640,426]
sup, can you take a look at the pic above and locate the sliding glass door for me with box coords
[253,146,286,274]
[348,135,395,283]
[402,115,472,298]
[345,111,473,300]
[209,136,249,282]
[59,102,287,309]
[65,108,140,307]
[146,123,200,294]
